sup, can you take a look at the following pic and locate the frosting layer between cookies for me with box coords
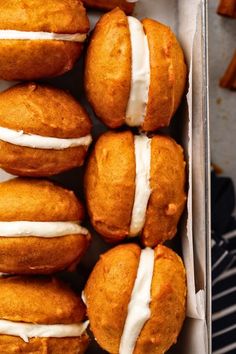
[0,30,86,42]
[119,247,155,354]
[125,17,150,126]
[130,135,151,236]
[0,221,88,237]
[0,127,92,150]
[0,319,89,343]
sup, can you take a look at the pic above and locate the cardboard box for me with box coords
[0,0,211,353]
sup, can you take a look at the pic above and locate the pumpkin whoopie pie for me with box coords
[0,0,89,80]
[85,8,187,131]
[0,83,92,177]
[0,276,89,354]
[0,178,91,274]
[85,131,186,247]
[83,244,186,354]
[82,0,137,14]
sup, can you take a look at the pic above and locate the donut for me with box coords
[85,131,186,247]
[0,178,91,274]
[83,244,186,354]
[0,0,89,80]
[85,8,187,131]
[0,83,92,177]
[0,276,89,353]
[82,0,137,14]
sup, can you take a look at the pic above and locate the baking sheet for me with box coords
[0,0,210,353]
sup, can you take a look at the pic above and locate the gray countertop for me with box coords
[209,0,236,187]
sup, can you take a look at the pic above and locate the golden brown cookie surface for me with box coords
[142,19,187,131]
[85,131,135,242]
[0,178,91,274]
[0,335,89,354]
[0,0,89,80]
[0,276,85,323]
[0,276,89,353]
[84,244,186,354]
[0,83,92,176]
[142,135,186,247]
[0,0,89,33]
[85,8,131,128]
[85,9,186,131]
[85,131,186,246]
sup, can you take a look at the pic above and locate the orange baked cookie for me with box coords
[85,131,186,247]
[0,83,92,177]
[82,0,136,14]
[0,276,89,354]
[85,8,187,131]
[84,244,186,354]
[0,0,89,80]
[0,178,91,274]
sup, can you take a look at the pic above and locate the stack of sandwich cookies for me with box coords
[85,8,187,131]
[0,2,188,353]
[85,131,186,246]
[0,83,92,177]
[82,0,138,14]
[0,178,91,274]
[0,277,89,353]
[83,244,186,354]
[0,0,89,80]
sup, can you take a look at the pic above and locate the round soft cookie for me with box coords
[85,8,187,131]
[0,0,89,80]
[0,83,92,177]
[85,131,186,247]
[83,244,186,354]
[0,276,89,354]
[0,178,91,274]
[82,0,137,14]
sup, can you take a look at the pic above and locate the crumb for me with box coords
[212,163,223,175]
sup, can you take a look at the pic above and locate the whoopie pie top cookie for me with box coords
[0,178,91,274]
[82,0,137,14]
[0,0,89,80]
[0,276,89,354]
[83,244,186,354]
[85,131,186,247]
[0,83,92,177]
[85,8,187,131]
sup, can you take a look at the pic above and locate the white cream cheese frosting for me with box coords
[125,17,150,127]
[81,291,87,306]
[0,221,88,238]
[0,319,89,343]
[130,135,152,236]
[0,126,92,150]
[0,30,86,42]
[119,247,155,354]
